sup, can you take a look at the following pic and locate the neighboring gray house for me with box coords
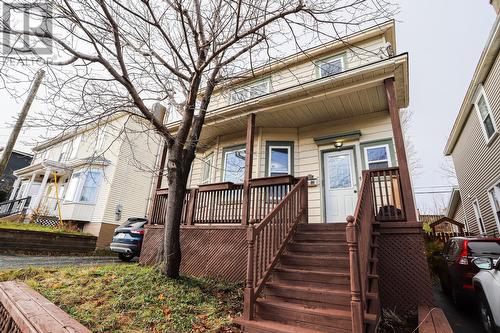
[444,6,500,236]
[0,149,33,201]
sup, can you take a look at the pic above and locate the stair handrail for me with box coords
[243,177,308,320]
[346,170,376,333]
[0,196,31,217]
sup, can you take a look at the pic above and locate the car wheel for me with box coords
[479,292,496,333]
[118,253,134,262]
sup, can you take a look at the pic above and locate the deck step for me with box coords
[297,223,346,232]
[287,241,348,254]
[255,298,353,332]
[235,318,327,333]
[281,254,349,269]
[264,282,351,310]
[273,267,350,287]
[293,231,346,242]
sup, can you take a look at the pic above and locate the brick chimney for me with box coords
[492,0,500,14]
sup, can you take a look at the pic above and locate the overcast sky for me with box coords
[0,1,497,213]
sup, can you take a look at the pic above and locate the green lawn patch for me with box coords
[0,264,243,333]
[0,220,92,236]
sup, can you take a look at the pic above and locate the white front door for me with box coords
[323,150,358,223]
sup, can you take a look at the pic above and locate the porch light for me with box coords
[333,141,343,149]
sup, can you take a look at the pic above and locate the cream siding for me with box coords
[451,198,467,229]
[207,36,389,111]
[188,111,394,223]
[451,53,500,236]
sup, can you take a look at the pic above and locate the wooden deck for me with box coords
[0,281,91,333]
[417,305,453,333]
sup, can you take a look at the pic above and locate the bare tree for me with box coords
[0,0,396,277]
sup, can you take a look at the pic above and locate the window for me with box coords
[318,55,345,78]
[79,170,102,202]
[96,125,109,152]
[223,147,246,183]
[69,136,82,159]
[472,200,486,235]
[230,80,270,104]
[364,145,391,170]
[201,153,213,184]
[474,86,497,142]
[267,143,293,177]
[58,141,71,162]
[64,169,103,203]
[488,181,500,233]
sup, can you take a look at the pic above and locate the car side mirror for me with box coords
[473,257,493,270]
[432,251,442,257]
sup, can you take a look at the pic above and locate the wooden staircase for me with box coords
[236,223,381,333]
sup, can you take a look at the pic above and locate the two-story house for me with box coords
[140,21,433,332]
[444,4,500,237]
[3,112,163,248]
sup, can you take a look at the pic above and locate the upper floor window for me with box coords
[230,79,270,104]
[317,54,345,78]
[201,153,213,184]
[364,145,391,170]
[58,141,71,162]
[474,86,497,143]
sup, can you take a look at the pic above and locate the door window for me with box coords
[327,153,353,189]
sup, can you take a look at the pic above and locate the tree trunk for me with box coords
[161,149,192,278]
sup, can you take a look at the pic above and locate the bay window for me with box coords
[64,169,103,203]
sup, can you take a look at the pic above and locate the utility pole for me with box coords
[0,70,45,175]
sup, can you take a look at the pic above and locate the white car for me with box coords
[473,257,500,333]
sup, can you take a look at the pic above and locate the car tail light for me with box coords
[463,284,474,290]
[458,240,469,265]
[131,229,145,235]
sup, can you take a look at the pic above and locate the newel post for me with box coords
[185,189,198,226]
[300,178,308,224]
[244,225,256,319]
[346,215,363,333]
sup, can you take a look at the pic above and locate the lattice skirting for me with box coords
[0,302,22,333]
[34,216,59,227]
[140,226,247,282]
[378,225,434,314]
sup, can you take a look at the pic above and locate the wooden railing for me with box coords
[243,177,308,319]
[0,197,31,218]
[369,167,406,221]
[149,175,297,226]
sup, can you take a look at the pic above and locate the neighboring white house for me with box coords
[8,112,163,248]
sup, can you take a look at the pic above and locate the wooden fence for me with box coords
[424,231,472,243]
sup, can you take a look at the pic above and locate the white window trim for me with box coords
[230,79,271,104]
[472,199,486,235]
[201,153,213,184]
[317,54,346,78]
[474,85,498,145]
[487,179,500,234]
[59,141,71,162]
[363,144,392,170]
[64,169,103,204]
[223,148,246,183]
[268,145,291,176]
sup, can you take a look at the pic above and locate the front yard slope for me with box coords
[0,264,243,333]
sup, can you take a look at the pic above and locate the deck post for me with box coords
[244,225,256,319]
[185,189,198,225]
[242,113,255,226]
[147,143,168,225]
[384,78,417,221]
[300,178,308,224]
[156,143,168,190]
[346,215,364,333]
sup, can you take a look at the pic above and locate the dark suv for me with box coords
[435,237,500,305]
[110,218,147,261]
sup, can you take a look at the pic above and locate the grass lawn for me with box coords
[0,219,92,236]
[0,264,243,333]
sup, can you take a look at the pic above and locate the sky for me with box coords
[0,1,497,213]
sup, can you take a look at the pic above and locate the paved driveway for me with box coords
[432,282,484,333]
[0,254,136,270]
